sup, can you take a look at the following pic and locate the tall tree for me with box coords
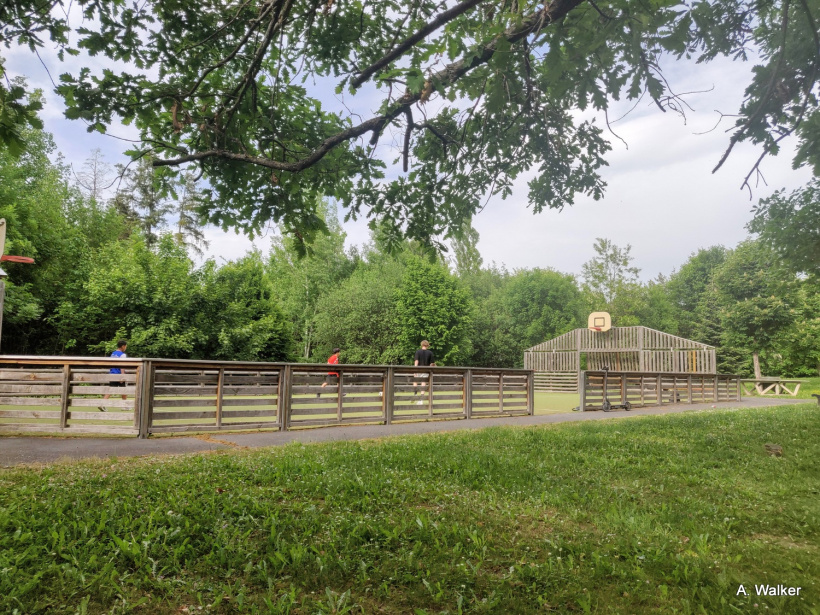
[112,157,174,247]
[174,171,209,257]
[268,201,356,359]
[4,1,818,247]
[711,241,798,380]
[74,148,113,204]
[748,179,820,279]
[396,257,473,365]
[666,246,728,340]
[581,238,641,320]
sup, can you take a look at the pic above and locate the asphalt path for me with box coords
[0,398,809,467]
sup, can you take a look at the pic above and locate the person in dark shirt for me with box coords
[413,340,436,404]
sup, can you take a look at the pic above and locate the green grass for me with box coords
[533,391,578,414]
[1,405,819,614]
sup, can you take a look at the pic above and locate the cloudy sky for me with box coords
[7,25,814,282]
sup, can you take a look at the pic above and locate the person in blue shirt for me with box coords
[98,340,128,412]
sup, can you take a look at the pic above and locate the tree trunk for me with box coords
[753,351,763,394]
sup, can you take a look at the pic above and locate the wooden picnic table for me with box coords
[740,378,802,397]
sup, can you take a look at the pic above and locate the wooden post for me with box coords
[579,371,587,412]
[138,361,155,439]
[526,370,534,416]
[215,367,225,429]
[384,368,394,425]
[687,375,693,404]
[714,375,719,402]
[281,365,293,431]
[276,366,286,430]
[657,374,663,405]
[464,369,473,419]
[132,363,143,431]
[337,369,344,423]
[59,364,70,429]
[575,329,582,393]
[638,327,645,372]
[498,371,504,413]
[428,370,434,418]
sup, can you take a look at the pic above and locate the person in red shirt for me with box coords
[317,347,341,398]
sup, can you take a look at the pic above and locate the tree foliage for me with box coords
[2,0,818,247]
[748,179,820,279]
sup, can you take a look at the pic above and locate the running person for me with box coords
[99,339,128,412]
[318,348,341,398]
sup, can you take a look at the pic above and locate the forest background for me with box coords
[2,125,818,378]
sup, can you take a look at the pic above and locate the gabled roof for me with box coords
[525,326,714,353]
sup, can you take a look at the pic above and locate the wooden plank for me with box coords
[152,398,217,408]
[0,397,60,406]
[70,398,133,408]
[68,411,134,421]
[0,384,65,394]
[0,410,61,419]
[69,385,137,396]
[0,369,63,380]
[220,409,279,419]
[149,423,279,433]
[221,397,277,407]
[151,411,217,421]
[71,373,137,383]
[0,423,138,435]
[154,373,219,384]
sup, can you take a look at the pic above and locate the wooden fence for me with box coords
[0,357,533,438]
[579,370,741,411]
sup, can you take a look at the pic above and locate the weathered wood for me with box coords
[59,364,71,428]
[0,397,60,406]
[71,373,137,383]
[0,384,65,394]
[0,409,61,419]
[68,411,134,421]
[151,411,217,421]
[70,398,133,408]
[0,423,139,435]
[215,368,225,428]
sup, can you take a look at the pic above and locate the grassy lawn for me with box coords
[2,405,818,614]
[534,391,578,414]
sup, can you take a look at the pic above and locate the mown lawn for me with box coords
[1,405,818,614]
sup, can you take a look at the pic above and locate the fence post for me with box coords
[138,360,154,439]
[384,367,394,425]
[215,367,225,429]
[526,370,534,416]
[657,374,663,405]
[337,369,344,424]
[687,375,693,404]
[579,371,587,412]
[428,370,434,418]
[498,371,504,413]
[59,364,70,429]
[464,369,473,419]
[714,375,719,403]
[280,365,292,431]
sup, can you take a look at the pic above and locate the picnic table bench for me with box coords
[740,378,802,397]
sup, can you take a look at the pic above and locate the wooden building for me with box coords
[524,326,716,392]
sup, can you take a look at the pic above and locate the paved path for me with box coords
[0,398,808,467]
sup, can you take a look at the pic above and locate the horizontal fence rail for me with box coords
[579,370,741,411]
[0,357,533,438]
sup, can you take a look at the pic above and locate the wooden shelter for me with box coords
[524,326,716,392]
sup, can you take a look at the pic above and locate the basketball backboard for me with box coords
[588,311,612,332]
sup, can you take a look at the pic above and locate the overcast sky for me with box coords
[7,30,814,282]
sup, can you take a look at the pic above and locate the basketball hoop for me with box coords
[587,312,612,332]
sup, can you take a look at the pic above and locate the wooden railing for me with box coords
[0,357,533,438]
[579,370,741,411]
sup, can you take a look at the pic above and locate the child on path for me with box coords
[98,339,128,412]
[317,347,342,398]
